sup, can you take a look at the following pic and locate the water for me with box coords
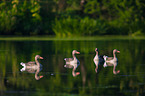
[0,39,145,96]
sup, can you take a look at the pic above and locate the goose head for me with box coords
[113,49,120,54]
[35,75,43,80]
[39,75,43,79]
[113,70,120,74]
[72,72,80,77]
[95,48,99,56]
[35,55,44,59]
[95,48,99,52]
[72,50,80,55]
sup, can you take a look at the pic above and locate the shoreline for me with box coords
[0,35,144,41]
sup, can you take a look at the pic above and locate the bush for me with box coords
[0,0,41,35]
[52,16,108,37]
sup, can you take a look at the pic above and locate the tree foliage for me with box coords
[0,0,41,35]
[0,0,144,36]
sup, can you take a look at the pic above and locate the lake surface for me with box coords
[0,39,145,96]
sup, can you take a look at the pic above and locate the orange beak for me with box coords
[76,52,80,54]
[76,72,80,75]
[40,57,43,59]
[117,70,120,73]
[117,51,120,53]
[39,75,43,78]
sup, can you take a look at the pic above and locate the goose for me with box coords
[20,55,43,70]
[93,48,105,73]
[93,48,99,73]
[104,49,120,74]
[105,49,120,63]
[64,50,80,77]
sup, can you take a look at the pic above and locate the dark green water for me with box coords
[0,39,145,96]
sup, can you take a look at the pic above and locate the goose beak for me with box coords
[76,72,80,75]
[117,51,120,53]
[40,57,43,59]
[76,52,80,54]
[117,70,120,73]
[39,75,43,78]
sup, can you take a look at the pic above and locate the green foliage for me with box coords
[0,0,41,35]
[84,0,101,15]
[66,0,81,11]
[131,30,144,36]
[16,0,41,35]
[84,0,145,35]
[52,16,108,37]
[0,0,144,36]
[0,1,16,34]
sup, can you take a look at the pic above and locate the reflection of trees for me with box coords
[0,41,10,92]
[0,40,145,95]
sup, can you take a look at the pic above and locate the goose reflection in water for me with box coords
[64,50,80,77]
[103,49,120,74]
[20,55,43,80]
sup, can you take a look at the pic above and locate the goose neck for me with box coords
[113,51,116,58]
[35,56,40,67]
[72,67,76,77]
[35,68,40,80]
[72,53,76,59]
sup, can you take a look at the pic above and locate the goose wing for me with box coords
[64,64,74,68]
[64,58,74,62]
[106,57,114,61]
[26,61,36,66]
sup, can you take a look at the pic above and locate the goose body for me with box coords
[105,49,120,64]
[20,55,43,71]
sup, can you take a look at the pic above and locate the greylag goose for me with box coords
[20,55,43,70]
[64,50,80,77]
[103,49,120,74]
[104,49,120,63]
[93,48,105,73]
[93,48,99,73]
